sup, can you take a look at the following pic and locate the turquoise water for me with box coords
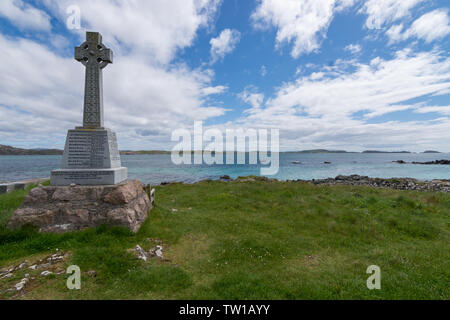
[0,153,449,184]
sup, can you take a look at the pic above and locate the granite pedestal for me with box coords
[8,180,151,233]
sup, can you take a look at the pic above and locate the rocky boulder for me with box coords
[8,180,152,233]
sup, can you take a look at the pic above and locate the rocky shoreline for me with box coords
[306,175,450,192]
[217,175,450,192]
[393,159,450,165]
[2,175,450,195]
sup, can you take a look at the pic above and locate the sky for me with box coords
[0,0,449,152]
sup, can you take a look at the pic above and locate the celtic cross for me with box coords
[75,32,113,128]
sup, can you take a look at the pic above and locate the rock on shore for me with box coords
[393,159,450,165]
[300,175,450,192]
[213,175,450,192]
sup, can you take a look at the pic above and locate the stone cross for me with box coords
[51,31,127,187]
[75,32,113,128]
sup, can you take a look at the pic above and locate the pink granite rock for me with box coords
[104,180,140,205]
[8,180,152,233]
[23,187,48,204]
[61,208,90,225]
[52,187,90,201]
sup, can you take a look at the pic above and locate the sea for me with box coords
[1,153,449,184]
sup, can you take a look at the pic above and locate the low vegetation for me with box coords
[0,179,448,299]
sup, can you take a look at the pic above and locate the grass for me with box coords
[0,178,449,299]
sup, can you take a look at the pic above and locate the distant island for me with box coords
[0,145,171,156]
[289,149,415,154]
[286,149,350,154]
[362,150,411,154]
[1,145,447,156]
[0,145,63,156]
[120,150,171,155]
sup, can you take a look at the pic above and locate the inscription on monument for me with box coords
[62,129,121,169]
[66,131,107,168]
[52,170,114,181]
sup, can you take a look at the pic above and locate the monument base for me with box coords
[7,180,151,233]
[51,167,127,186]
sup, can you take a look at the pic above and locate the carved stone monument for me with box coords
[8,32,152,233]
[51,32,127,186]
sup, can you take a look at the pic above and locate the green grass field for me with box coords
[0,178,449,299]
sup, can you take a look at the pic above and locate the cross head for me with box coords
[75,32,113,68]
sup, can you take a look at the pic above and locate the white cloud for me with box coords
[432,88,450,97]
[408,9,450,42]
[0,34,82,147]
[414,105,450,115]
[264,49,450,117]
[362,0,424,29]
[236,49,450,151]
[386,24,405,43]
[251,0,355,58]
[239,86,264,108]
[44,0,222,65]
[0,0,51,31]
[201,85,228,95]
[210,28,241,64]
[310,72,325,80]
[387,10,450,44]
[344,43,361,54]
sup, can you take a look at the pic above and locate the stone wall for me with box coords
[8,180,152,233]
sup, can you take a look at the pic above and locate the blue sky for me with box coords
[0,0,449,151]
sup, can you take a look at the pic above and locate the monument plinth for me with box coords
[51,32,127,186]
[8,180,151,233]
[9,32,152,233]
